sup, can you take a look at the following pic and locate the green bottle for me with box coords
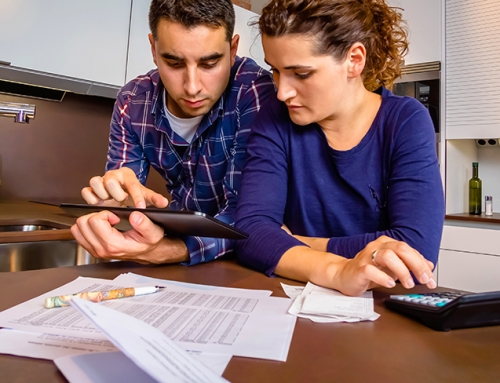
[469,162,482,215]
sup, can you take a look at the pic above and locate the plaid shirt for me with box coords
[106,56,274,265]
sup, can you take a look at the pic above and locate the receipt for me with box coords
[283,282,380,323]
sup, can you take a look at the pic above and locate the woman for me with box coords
[235,0,444,296]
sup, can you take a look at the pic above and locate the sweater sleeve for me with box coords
[235,98,306,276]
[326,103,445,266]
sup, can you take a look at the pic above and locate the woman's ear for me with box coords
[346,42,366,78]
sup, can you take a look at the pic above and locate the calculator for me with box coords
[384,291,500,331]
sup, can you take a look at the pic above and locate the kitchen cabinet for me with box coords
[438,225,500,292]
[445,0,500,140]
[0,0,131,87]
[386,0,442,65]
[125,2,267,83]
[443,1,500,215]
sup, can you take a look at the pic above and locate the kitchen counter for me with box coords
[0,200,77,243]
[1,259,500,383]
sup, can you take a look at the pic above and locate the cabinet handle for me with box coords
[0,60,11,66]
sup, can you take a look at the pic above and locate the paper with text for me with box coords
[285,282,380,323]
[0,275,295,361]
[70,297,228,383]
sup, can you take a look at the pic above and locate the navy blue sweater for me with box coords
[235,87,445,276]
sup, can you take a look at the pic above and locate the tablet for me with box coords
[60,203,248,240]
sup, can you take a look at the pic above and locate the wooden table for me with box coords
[1,259,499,383]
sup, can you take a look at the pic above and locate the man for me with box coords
[71,0,274,265]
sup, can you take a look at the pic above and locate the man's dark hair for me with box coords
[149,0,236,42]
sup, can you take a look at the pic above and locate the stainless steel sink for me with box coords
[0,224,62,232]
[0,240,105,272]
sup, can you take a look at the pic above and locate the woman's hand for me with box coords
[332,236,436,296]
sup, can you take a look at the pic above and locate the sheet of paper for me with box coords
[280,283,304,300]
[70,297,228,383]
[301,294,374,318]
[0,328,117,360]
[115,273,272,298]
[56,351,157,383]
[55,350,232,383]
[0,275,295,361]
[286,282,380,323]
[113,273,295,361]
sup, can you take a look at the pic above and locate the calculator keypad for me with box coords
[389,292,464,307]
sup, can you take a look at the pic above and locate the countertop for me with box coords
[0,200,77,243]
[1,260,500,383]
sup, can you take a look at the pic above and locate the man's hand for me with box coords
[81,167,169,209]
[71,210,189,264]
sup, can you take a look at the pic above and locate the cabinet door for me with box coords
[438,249,500,292]
[445,0,500,139]
[441,225,500,256]
[0,0,131,86]
[387,0,442,65]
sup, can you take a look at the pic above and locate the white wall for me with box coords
[386,0,441,65]
[478,147,500,212]
[233,5,267,69]
[126,3,267,82]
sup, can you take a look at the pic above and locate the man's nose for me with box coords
[184,67,202,96]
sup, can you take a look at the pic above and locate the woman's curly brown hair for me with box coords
[257,0,409,91]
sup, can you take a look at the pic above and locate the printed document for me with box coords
[68,297,228,383]
[0,275,295,361]
[0,328,231,375]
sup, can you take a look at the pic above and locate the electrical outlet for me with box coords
[475,138,499,147]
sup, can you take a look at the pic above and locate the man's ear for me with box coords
[148,33,158,67]
[346,42,366,78]
[230,34,240,67]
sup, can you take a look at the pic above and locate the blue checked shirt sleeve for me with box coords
[105,93,150,184]
[183,72,275,265]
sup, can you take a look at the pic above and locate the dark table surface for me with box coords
[1,259,500,383]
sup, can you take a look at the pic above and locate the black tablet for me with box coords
[59,203,248,240]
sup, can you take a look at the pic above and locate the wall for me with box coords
[249,0,267,14]
[0,93,167,202]
[232,0,252,11]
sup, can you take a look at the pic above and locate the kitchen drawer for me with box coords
[440,225,500,256]
[438,249,500,292]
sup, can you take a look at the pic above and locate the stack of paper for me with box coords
[282,282,380,323]
[0,273,297,383]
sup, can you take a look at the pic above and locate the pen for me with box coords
[44,286,165,308]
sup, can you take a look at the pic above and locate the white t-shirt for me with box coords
[164,90,203,144]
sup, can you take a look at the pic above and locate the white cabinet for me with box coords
[439,250,500,292]
[438,225,500,292]
[445,0,500,140]
[387,0,442,65]
[125,3,267,83]
[443,1,500,216]
[0,0,131,86]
